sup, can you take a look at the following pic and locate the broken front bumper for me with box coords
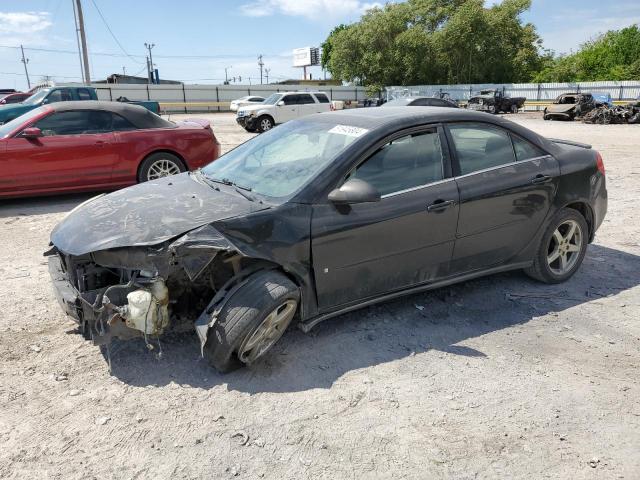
[48,255,83,323]
[236,116,257,130]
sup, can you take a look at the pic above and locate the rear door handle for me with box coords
[531,174,552,184]
[427,199,454,212]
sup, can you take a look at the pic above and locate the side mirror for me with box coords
[277,101,285,106]
[42,98,49,105]
[328,178,381,204]
[21,127,43,138]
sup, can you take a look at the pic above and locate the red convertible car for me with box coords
[0,101,220,198]
[0,92,32,104]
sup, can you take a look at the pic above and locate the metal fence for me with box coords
[85,83,368,113]
[386,81,640,111]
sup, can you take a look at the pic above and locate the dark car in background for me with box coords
[544,93,596,120]
[0,101,219,198]
[383,96,458,108]
[467,89,526,114]
[47,107,607,373]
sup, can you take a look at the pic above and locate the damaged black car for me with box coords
[47,107,608,372]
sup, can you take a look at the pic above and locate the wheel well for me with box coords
[564,201,594,241]
[137,150,187,178]
[257,114,274,124]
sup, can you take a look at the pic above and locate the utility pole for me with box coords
[146,56,152,84]
[145,42,155,84]
[264,68,270,84]
[74,0,91,84]
[224,66,231,85]
[258,54,264,84]
[122,66,126,76]
[20,45,31,89]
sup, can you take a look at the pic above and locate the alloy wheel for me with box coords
[260,118,272,131]
[547,219,582,275]
[238,300,297,364]
[147,159,181,180]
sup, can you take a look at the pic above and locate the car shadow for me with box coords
[0,192,97,218]
[103,243,640,393]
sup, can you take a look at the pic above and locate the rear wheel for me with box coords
[138,152,186,182]
[510,104,519,114]
[525,208,588,283]
[203,270,299,373]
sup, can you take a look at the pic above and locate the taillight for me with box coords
[595,151,605,175]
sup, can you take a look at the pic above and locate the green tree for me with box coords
[322,0,544,86]
[533,25,640,82]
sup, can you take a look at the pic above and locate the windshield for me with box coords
[21,89,49,106]
[0,106,48,138]
[263,93,283,105]
[201,120,364,199]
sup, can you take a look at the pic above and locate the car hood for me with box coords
[547,104,576,113]
[50,173,269,256]
[238,104,267,113]
[0,103,32,121]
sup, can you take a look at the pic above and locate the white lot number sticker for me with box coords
[328,124,369,138]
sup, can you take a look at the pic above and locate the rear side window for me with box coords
[350,130,444,196]
[46,89,72,103]
[111,113,136,131]
[512,135,546,161]
[249,97,263,102]
[449,123,516,175]
[297,94,315,104]
[314,93,330,103]
[77,88,92,100]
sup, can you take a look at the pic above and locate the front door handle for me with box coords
[531,174,552,184]
[427,199,454,212]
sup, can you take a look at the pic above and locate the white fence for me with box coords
[85,83,368,113]
[386,81,640,111]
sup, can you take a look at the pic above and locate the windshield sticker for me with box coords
[328,125,369,138]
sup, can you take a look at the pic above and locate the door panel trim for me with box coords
[381,177,455,199]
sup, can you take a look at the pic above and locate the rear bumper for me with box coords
[592,176,608,238]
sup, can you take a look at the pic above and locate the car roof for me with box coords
[48,100,170,129]
[303,106,556,152]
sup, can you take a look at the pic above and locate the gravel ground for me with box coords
[1,112,639,480]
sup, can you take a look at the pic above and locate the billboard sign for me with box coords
[293,47,320,67]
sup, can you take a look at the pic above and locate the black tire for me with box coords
[256,115,274,133]
[488,105,497,114]
[510,104,518,114]
[137,152,186,183]
[525,208,588,284]
[543,113,550,121]
[203,270,299,373]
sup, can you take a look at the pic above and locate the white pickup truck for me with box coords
[236,91,332,132]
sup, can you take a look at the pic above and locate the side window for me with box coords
[349,130,444,196]
[449,123,516,175]
[85,111,114,133]
[314,93,330,104]
[249,97,262,102]
[297,94,315,104]
[77,88,92,100]
[111,113,136,131]
[511,135,546,161]
[34,111,92,136]
[283,95,298,106]
[410,98,430,106]
[46,90,63,103]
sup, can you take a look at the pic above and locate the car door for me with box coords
[4,110,119,193]
[277,94,299,122]
[446,122,560,273]
[295,93,318,117]
[311,126,459,310]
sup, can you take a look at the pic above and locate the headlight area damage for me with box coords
[46,224,265,352]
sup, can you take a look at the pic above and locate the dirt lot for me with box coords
[1,112,639,480]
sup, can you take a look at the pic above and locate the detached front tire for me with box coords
[525,208,588,284]
[203,270,299,373]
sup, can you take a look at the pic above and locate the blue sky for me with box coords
[0,0,638,90]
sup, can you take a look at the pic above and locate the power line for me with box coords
[89,0,143,64]
[0,44,290,60]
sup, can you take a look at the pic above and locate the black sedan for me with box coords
[47,107,607,372]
